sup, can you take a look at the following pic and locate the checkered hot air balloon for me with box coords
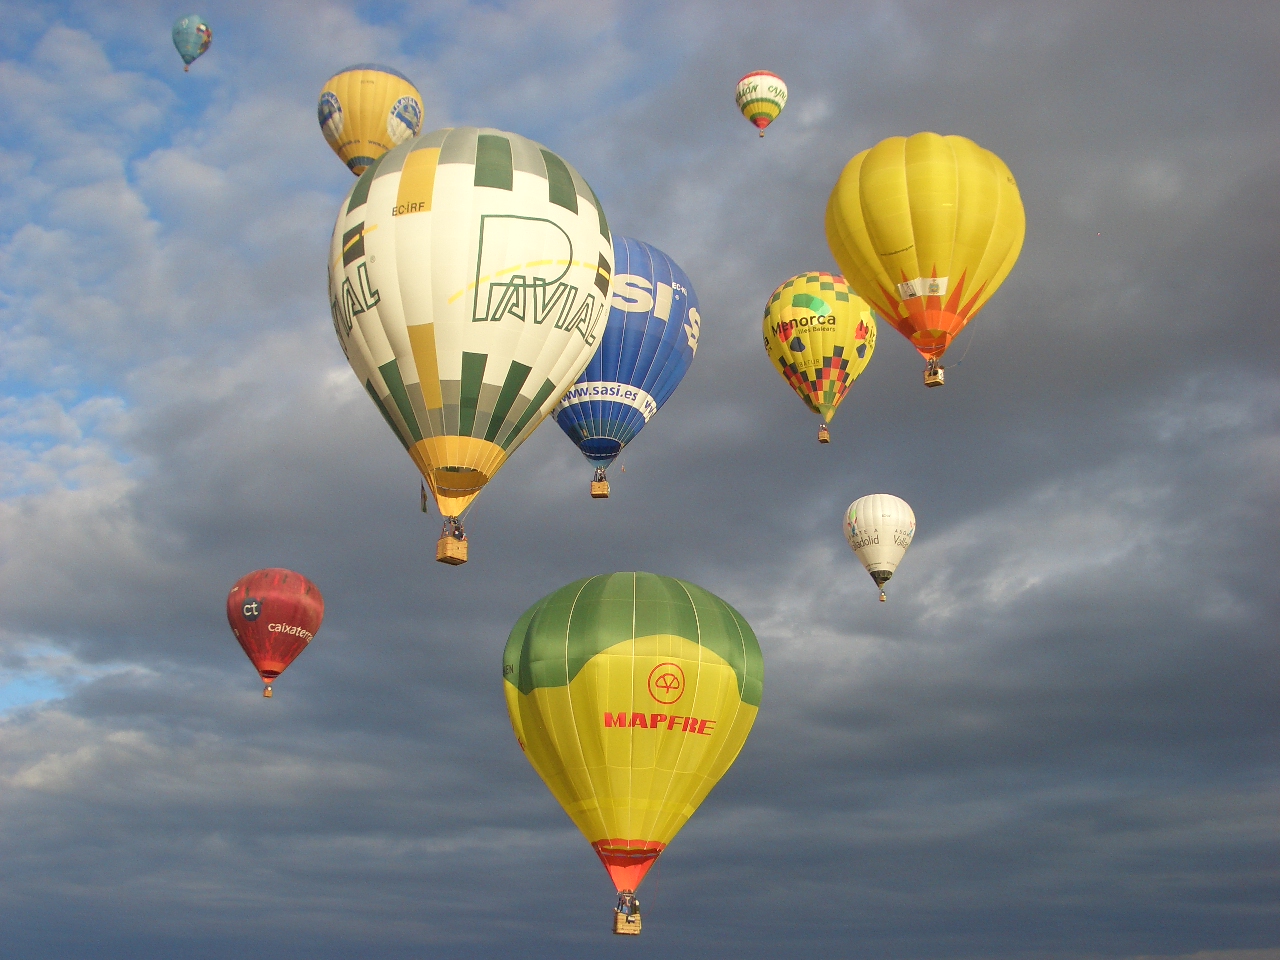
[762,272,877,443]
[329,127,613,564]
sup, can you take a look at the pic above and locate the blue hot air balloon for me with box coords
[554,236,700,498]
[172,15,212,72]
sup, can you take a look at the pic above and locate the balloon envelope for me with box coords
[825,132,1025,362]
[554,236,699,468]
[329,126,614,522]
[844,495,916,598]
[318,64,424,175]
[763,272,876,424]
[226,569,324,690]
[735,71,787,135]
[171,14,211,70]
[504,573,764,893]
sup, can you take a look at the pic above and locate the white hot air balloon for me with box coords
[844,494,916,601]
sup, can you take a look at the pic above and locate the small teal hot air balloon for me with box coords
[172,15,212,72]
[554,237,700,498]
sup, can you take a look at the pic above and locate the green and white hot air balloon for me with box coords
[329,126,614,564]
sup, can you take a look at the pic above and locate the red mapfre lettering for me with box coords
[599,712,717,735]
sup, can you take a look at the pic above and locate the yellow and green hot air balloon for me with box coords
[735,70,787,136]
[825,132,1025,387]
[763,272,876,442]
[328,127,614,564]
[318,64,424,175]
[504,573,764,934]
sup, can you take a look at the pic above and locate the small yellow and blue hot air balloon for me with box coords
[735,70,787,136]
[172,14,211,72]
[318,64,424,175]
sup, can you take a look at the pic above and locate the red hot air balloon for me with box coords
[225,569,324,697]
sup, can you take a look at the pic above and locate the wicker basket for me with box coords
[591,480,610,499]
[613,912,642,935]
[436,536,468,565]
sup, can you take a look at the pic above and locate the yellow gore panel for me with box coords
[410,435,508,516]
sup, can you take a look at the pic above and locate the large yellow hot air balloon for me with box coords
[825,133,1025,387]
[318,64,424,175]
[504,573,764,935]
[329,127,614,564]
[762,272,876,442]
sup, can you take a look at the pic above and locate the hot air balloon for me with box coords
[763,272,876,442]
[554,237,699,498]
[318,64,424,176]
[826,133,1025,387]
[735,71,787,136]
[504,573,763,934]
[225,569,324,697]
[329,127,614,564]
[844,495,915,601]
[171,14,211,72]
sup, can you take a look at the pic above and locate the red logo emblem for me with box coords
[647,662,685,705]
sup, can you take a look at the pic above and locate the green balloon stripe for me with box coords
[503,573,763,707]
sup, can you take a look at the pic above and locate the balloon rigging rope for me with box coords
[953,319,979,367]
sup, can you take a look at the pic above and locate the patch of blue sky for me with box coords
[0,642,129,713]
[0,673,66,713]
[354,0,452,51]
[0,389,133,498]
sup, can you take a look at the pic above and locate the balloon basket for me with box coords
[613,911,642,935]
[591,480,611,499]
[436,536,468,565]
[263,684,273,698]
[817,424,830,443]
[924,361,945,388]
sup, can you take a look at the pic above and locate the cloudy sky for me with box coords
[0,1,1276,957]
